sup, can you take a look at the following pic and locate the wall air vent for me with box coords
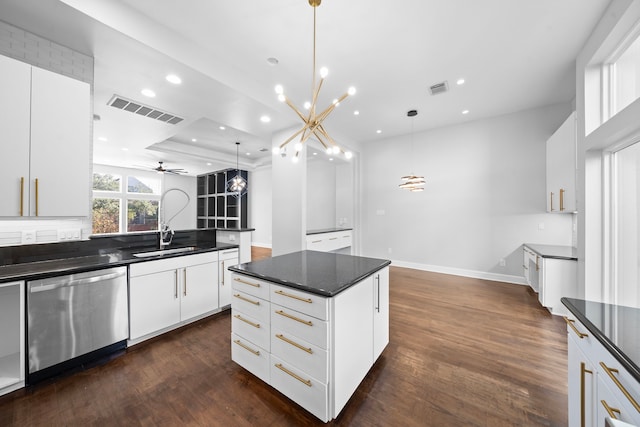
[429,81,449,95]
[107,95,184,125]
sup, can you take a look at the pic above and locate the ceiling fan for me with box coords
[152,161,187,174]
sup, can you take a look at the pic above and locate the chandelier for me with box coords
[273,0,354,162]
[227,141,247,198]
[399,110,425,192]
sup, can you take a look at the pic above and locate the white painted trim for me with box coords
[389,260,528,286]
[251,242,272,249]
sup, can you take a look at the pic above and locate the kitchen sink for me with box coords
[132,246,197,258]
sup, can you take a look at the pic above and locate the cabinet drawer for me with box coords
[231,309,270,351]
[593,343,640,417]
[231,333,269,384]
[270,354,328,423]
[231,273,270,300]
[219,248,239,262]
[271,328,328,383]
[597,375,640,426]
[271,304,328,349]
[271,284,329,321]
[130,252,217,277]
[565,317,596,356]
[232,290,270,323]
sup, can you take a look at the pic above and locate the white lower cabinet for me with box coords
[129,252,219,343]
[230,266,390,423]
[218,248,239,307]
[0,281,25,397]
[566,317,640,427]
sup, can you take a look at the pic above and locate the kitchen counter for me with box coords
[0,229,237,282]
[524,243,577,260]
[562,297,640,383]
[229,250,389,297]
[306,227,353,235]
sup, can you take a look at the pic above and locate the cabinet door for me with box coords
[0,56,31,217]
[181,262,218,321]
[539,258,577,315]
[568,334,595,427]
[219,254,239,307]
[129,270,181,340]
[596,376,639,426]
[546,112,577,213]
[30,67,90,216]
[373,267,390,360]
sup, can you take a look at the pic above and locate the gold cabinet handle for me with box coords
[600,361,640,412]
[522,265,528,270]
[20,177,24,216]
[600,400,621,419]
[563,317,588,339]
[535,255,539,271]
[560,188,565,211]
[311,240,322,244]
[329,237,338,240]
[550,191,554,211]
[276,333,312,354]
[234,293,260,305]
[234,339,260,356]
[221,261,225,285]
[275,363,312,387]
[581,362,593,427]
[234,277,260,288]
[174,270,178,299]
[275,309,313,326]
[183,268,187,296]
[35,178,39,216]
[274,289,312,303]
[234,314,260,329]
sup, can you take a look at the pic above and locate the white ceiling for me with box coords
[1,0,610,176]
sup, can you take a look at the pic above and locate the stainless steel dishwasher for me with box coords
[27,266,128,383]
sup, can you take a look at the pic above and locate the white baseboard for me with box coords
[390,260,528,286]
[251,242,272,249]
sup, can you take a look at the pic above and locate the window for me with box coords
[610,32,640,116]
[92,171,161,235]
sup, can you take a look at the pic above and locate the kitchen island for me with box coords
[229,250,391,423]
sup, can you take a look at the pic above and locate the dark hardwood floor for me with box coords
[0,248,568,426]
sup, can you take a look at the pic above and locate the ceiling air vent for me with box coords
[429,81,449,95]
[107,95,184,125]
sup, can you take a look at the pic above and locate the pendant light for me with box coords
[273,0,355,162]
[227,141,247,198]
[399,110,425,192]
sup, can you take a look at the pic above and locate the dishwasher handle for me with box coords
[29,269,126,293]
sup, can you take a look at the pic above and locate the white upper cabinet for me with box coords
[546,111,577,213]
[0,55,91,217]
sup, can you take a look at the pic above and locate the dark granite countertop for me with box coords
[562,297,640,383]
[0,229,237,282]
[524,243,577,260]
[229,250,390,297]
[306,227,353,235]
[216,228,255,232]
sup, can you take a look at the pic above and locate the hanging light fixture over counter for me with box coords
[227,141,247,198]
[273,0,354,162]
[399,110,425,192]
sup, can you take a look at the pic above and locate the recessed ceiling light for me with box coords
[191,138,197,142]
[329,158,334,161]
[462,109,470,114]
[246,152,251,156]
[166,74,182,84]
[457,78,465,85]
[206,162,212,166]
[97,137,108,142]
[141,88,156,98]
[219,126,226,130]
[354,110,360,116]
[376,130,382,134]
[267,57,279,66]
[121,147,128,151]
[260,115,271,123]
[313,152,317,156]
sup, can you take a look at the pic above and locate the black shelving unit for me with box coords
[196,168,248,229]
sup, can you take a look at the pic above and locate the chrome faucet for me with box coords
[158,187,191,249]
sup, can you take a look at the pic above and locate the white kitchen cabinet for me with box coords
[546,111,577,213]
[218,248,239,307]
[306,230,352,253]
[230,265,390,423]
[523,246,540,292]
[539,257,577,315]
[0,281,25,397]
[565,316,640,427]
[129,252,219,343]
[0,54,90,217]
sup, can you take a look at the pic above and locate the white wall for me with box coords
[307,160,337,230]
[249,166,272,247]
[360,103,575,283]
